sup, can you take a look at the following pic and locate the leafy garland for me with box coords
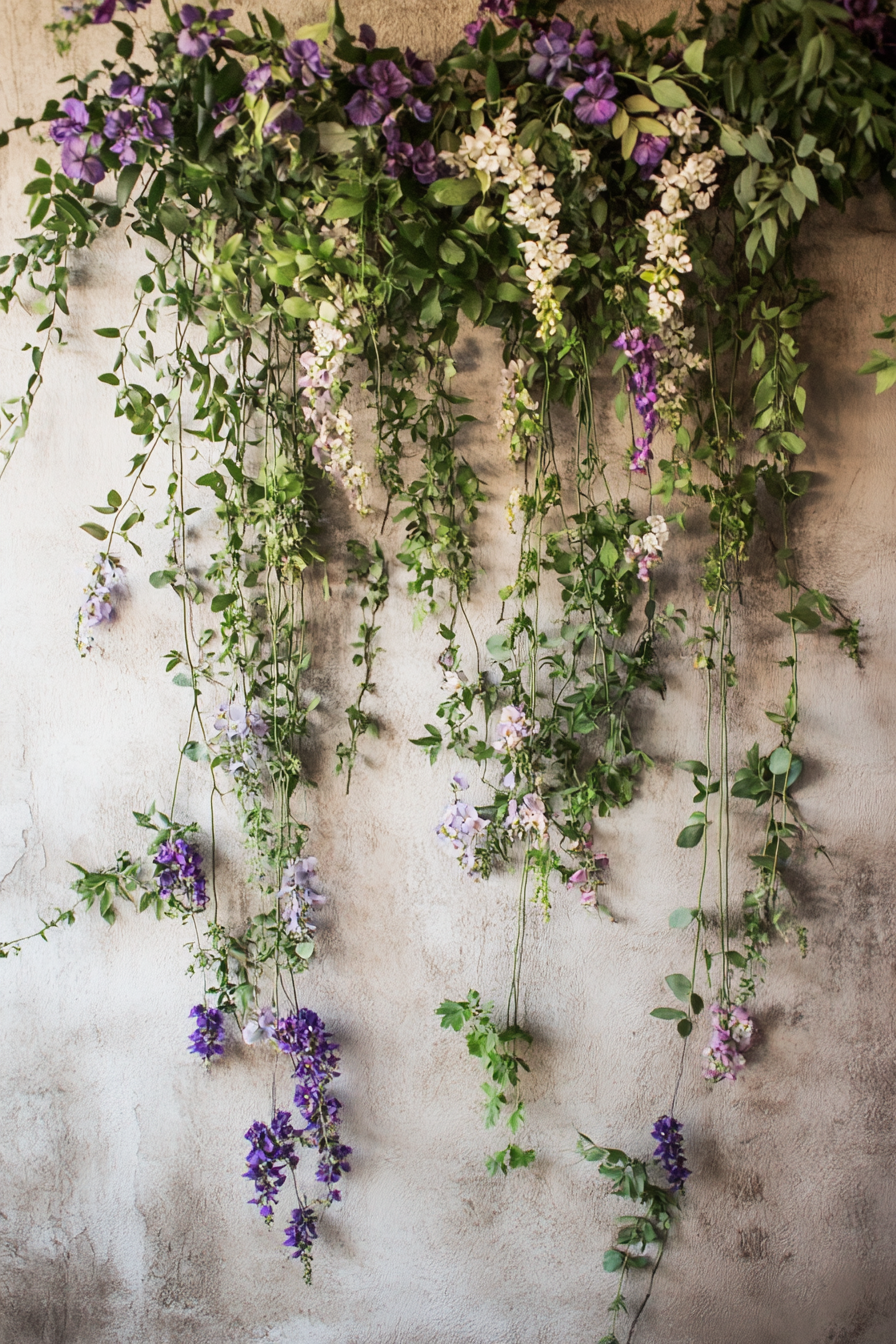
[1,0,890,1325]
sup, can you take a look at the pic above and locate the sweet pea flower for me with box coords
[346,88,390,126]
[61,135,106,184]
[284,38,331,87]
[92,0,151,20]
[632,132,670,179]
[243,63,272,94]
[177,6,233,60]
[242,1006,277,1045]
[528,18,575,86]
[571,71,619,125]
[358,59,411,101]
[50,98,90,145]
[405,48,436,86]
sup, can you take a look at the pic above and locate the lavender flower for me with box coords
[60,136,106,182]
[284,38,331,87]
[242,1005,277,1045]
[492,703,537,754]
[109,72,145,103]
[264,105,304,139]
[465,0,517,44]
[570,70,619,125]
[188,1003,225,1059]
[404,93,433,123]
[278,856,325,941]
[76,554,124,653]
[632,132,670,179]
[410,141,439,184]
[651,1114,690,1191]
[91,0,151,20]
[50,98,91,144]
[702,1002,755,1083]
[154,837,208,909]
[528,17,575,86]
[345,89,390,126]
[104,107,141,164]
[405,48,435,86]
[243,1110,301,1219]
[613,327,663,473]
[142,99,174,145]
[177,5,232,59]
[284,1203,318,1260]
[505,792,548,842]
[435,776,489,879]
[242,63,271,94]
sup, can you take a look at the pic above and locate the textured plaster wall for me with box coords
[2,3,896,1342]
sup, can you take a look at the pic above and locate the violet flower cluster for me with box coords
[435,775,490,880]
[278,856,326,942]
[61,0,150,21]
[651,1113,690,1192]
[342,32,439,185]
[613,328,662,473]
[527,18,622,129]
[244,1109,301,1220]
[76,553,125,654]
[465,0,519,47]
[702,1002,755,1083]
[50,77,173,184]
[154,837,208,910]
[177,5,233,59]
[188,1003,225,1059]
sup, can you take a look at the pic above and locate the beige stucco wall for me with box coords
[1,3,895,1341]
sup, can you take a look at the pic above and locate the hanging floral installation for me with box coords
[0,0,891,1329]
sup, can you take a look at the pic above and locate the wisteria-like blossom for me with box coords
[435,777,490,879]
[278,856,325,941]
[566,822,610,904]
[275,1010,352,1197]
[76,554,125,654]
[296,295,369,513]
[441,667,466,695]
[624,514,669,583]
[652,1113,690,1191]
[613,327,661,473]
[214,699,269,777]
[505,791,548,841]
[527,22,620,126]
[492,703,537,754]
[154,837,208,909]
[702,1002,755,1083]
[242,1005,277,1045]
[505,486,522,533]
[498,359,538,461]
[243,1109,301,1219]
[284,1203,319,1261]
[188,1003,225,1059]
[441,102,571,340]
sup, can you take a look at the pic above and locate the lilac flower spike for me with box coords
[613,327,663,473]
[188,1004,226,1059]
[702,1002,755,1083]
[651,1114,690,1191]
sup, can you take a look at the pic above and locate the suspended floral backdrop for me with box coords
[1,0,893,1333]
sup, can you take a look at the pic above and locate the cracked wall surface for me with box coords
[1,3,896,1342]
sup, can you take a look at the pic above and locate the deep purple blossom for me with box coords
[60,136,106,184]
[358,59,411,101]
[405,48,435,86]
[404,93,433,123]
[275,1010,352,1200]
[652,1114,690,1192]
[50,98,90,145]
[632,132,670,179]
[382,117,412,177]
[242,63,271,94]
[104,107,141,164]
[109,73,146,105]
[345,88,390,126]
[188,1003,225,1059]
[154,836,208,909]
[264,105,304,138]
[92,0,151,20]
[528,17,575,86]
[358,23,377,49]
[284,38,331,87]
[244,1110,301,1219]
[284,1204,318,1259]
[571,71,619,125]
[411,141,439,185]
[613,327,663,473]
[465,0,518,44]
[177,5,232,59]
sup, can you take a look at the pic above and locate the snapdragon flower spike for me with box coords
[651,1114,690,1192]
[243,1110,301,1220]
[154,837,208,909]
[188,1004,225,1060]
[702,1002,755,1083]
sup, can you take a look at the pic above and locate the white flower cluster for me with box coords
[498,358,538,461]
[441,102,572,340]
[624,514,670,583]
[505,486,522,533]
[637,107,725,426]
[297,295,370,514]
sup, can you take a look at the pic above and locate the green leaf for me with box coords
[324,197,366,221]
[791,164,819,203]
[676,822,705,848]
[719,125,746,156]
[149,569,177,588]
[94,327,121,339]
[116,163,141,209]
[682,39,706,72]
[603,1250,625,1273]
[172,672,194,688]
[665,973,692,1003]
[744,131,774,163]
[280,295,317,320]
[768,746,792,775]
[428,176,482,207]
[486,632,512,662]
[675,759,707,775]
[650,1006,687,1020]
[81,522,109,541]
[182,740,209,762]
[439,238,465,266]
[211,593,238,612]
[486,59,501,103]
[668,906,696,928]
[676,1018,693,1038]
[649,78,691,109]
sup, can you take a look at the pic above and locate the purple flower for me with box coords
[632,132,669,179]
[346,88,390,126]
[244,1110,301,1219]
[411,142,440,184]
[528,17,575,86]
[651,1114,690,1192]
[275,1011,352,1199]
[436,792,489,878]
[278,855,325,940]
[358,59,411,101]
[613,328,663,473]
[405,48,435,86]
[573,30,606,74]
[92,0,150,20]
[702,1002,755,1083]
[465,0,518,41]
[464,18,485,44]
[76,554,124,653]
[382,117,413,176]
[50,98,90,145]
[188,1003,225,1059]
[177,5,232,59]
[109,73,146,105]
[154,836,208,909]
[571,71,619,125]
[60,135,106,184]
[284,1204,318,1259]
[104,106,141,164]
[264,105,304,138]
[358,23,377,49]
[404,93,433,123]
[284,38,331,87]
[242,63,271,94]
